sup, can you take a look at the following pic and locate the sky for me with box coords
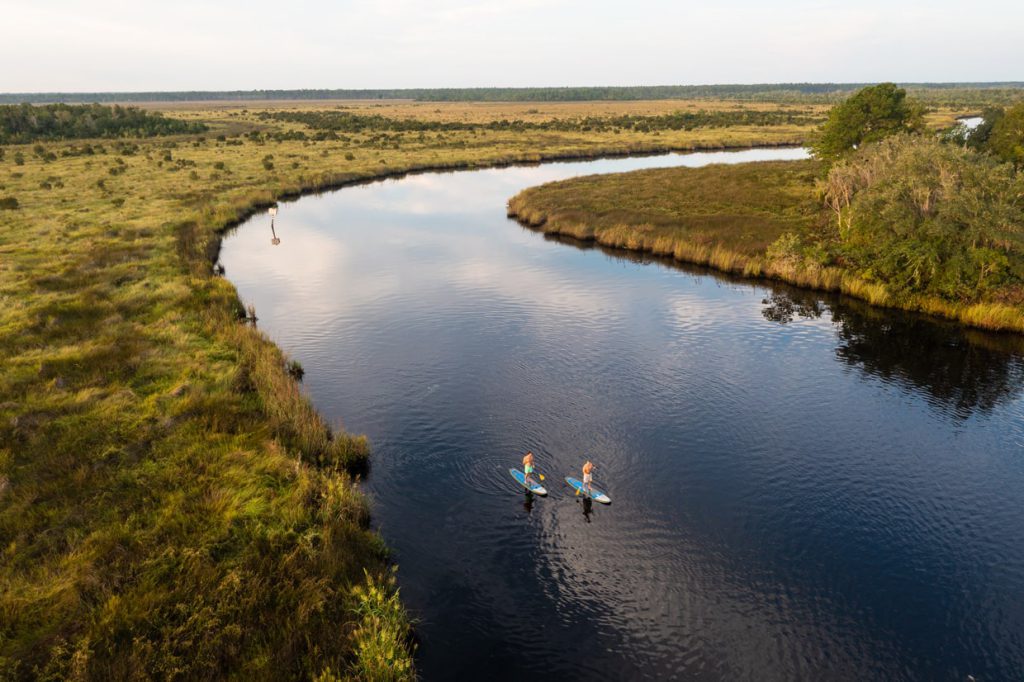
[1,0,1021,92]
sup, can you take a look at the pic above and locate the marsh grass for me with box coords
[508,159,1024,332]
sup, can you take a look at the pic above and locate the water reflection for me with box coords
[831,304,1024,419]
[760,291,825,323]
[269,206,281,245]
[760,289,1024,417]
[544,231,1024,418]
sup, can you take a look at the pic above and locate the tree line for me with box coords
[0,103,205,144]
[2,83,1022,104]
[258,108,819,137]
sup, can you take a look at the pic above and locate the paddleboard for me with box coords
[510,468,547,496]
[566,476,611,504]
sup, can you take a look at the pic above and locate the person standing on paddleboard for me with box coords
[523,452,537,487]
[582,460,594,496]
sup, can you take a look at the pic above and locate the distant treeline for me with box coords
[2,83,1024,104]
[0,103,206,143]
[258,108,819,137]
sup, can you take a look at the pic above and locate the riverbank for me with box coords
[0,102,830,678]
[508,160,1024,333]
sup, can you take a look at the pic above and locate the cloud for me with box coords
[3,1,1020,93]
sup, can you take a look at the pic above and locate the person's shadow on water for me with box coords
[580,497,593,523]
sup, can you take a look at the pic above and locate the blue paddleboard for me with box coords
[510,468,547,495]
[566,477,611,504]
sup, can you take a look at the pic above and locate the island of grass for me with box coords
[509,157,825,273]
[508,98,1024,333]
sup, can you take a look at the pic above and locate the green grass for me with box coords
[0,101,836,679]
[509,159,823,257]
[508,159,1024,332]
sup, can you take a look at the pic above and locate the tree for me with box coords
[810,83,925,161]
[986,102,1024,166]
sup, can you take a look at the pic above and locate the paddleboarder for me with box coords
[582,460,594,496]
[523,451,537,487]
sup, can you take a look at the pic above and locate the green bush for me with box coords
[822,134,1024,301]
[986,102,1024,166]
[0,103,206,143]
[0,196,18,210]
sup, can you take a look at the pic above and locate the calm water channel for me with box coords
[220,148,1024,681]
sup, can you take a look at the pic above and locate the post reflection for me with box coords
[269,205,280,245]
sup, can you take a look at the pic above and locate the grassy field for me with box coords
[508,159,1024,333]
[143,97,967,130]
[509,159,824,259]
[0,100,841,679]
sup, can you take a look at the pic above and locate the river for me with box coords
[220,148,1024,681]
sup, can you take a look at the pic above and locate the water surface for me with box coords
[221,148,1024,681]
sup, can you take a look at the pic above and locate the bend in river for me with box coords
[220,149,1024,681]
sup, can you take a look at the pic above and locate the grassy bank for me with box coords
[508,160,1024,333]
[0,101,836,679]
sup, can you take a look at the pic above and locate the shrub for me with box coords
[0,196,18,210]
[822,134,1024,301]
[348,570,415,681]
[986,102,1024,166]
[0,102,206,143]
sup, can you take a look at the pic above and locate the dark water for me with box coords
[220,149,1024,681]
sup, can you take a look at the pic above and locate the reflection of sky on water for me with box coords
[221,149,1024,681]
